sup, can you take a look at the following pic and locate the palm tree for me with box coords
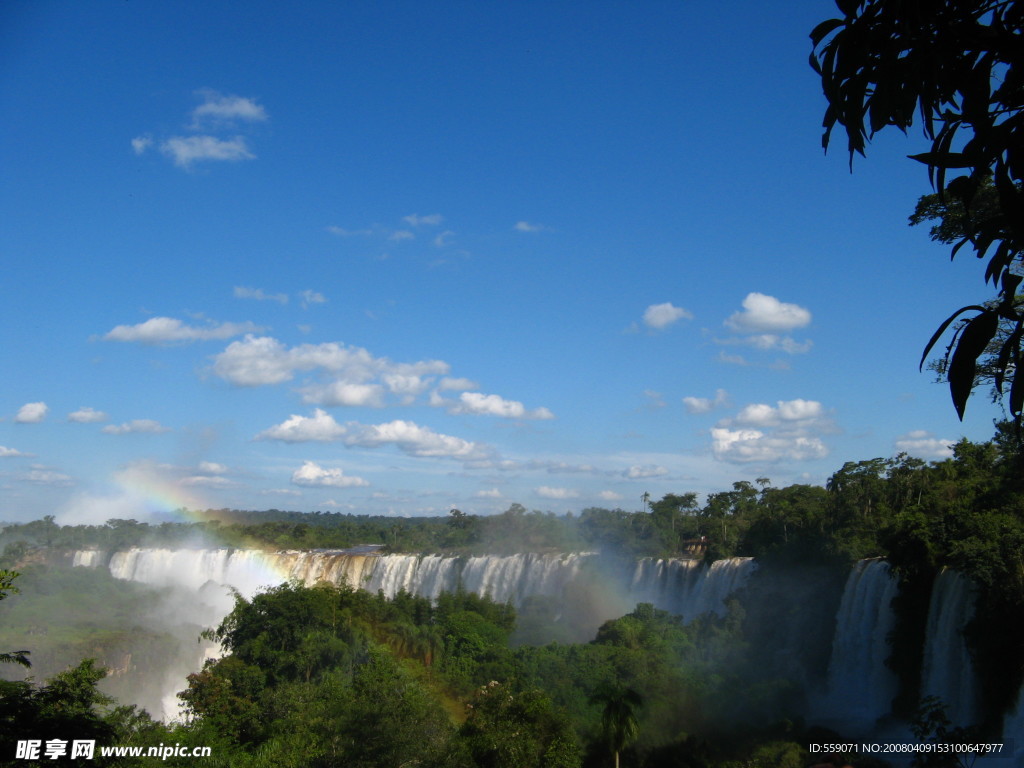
[590,683,642,768]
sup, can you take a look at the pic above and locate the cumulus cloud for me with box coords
[475,488,502,498]
[211,335,449,394]
[101,419,171,435]
[234,286,289,304]
[389,230,415,241]
[598,490,623,501]
[160,135,254,168]
[15,402,48,423]
[301,382,386,408]
[894,430,955,460]
[725,292,811,333]
[291,460,368,488]
[642,302,693,330]
[683,388,730,414]
[347,420,482,460]
[258,412,483,461]
[67,407,109,423]
[103,316,261,344]
[711,398,833,463]
[711,428,828,463]
[190,89,268,128]
[198,461,228,474]
[0,446,30,457]
[536,486,579,500]
[257,409,349,442]
[450,392,554,420]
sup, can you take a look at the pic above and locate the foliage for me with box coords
[811,0,1024,425]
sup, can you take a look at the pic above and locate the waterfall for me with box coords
[817,559,900,731]
[73,548,753,619]
[628,557,757,620]
[920,567,979,727]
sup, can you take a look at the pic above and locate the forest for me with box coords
[1,423,1022,767]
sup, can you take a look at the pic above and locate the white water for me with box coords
[817,559,900,732]
[76,548,754,619]
[920,567,979,727]
[628,557,758,619]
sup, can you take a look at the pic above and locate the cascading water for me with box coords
[816,558,900,732]
[920,567,979,727]
[75,548,758,619]
[628,557,757,620]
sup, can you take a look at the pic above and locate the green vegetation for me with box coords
[1,424,1022,765]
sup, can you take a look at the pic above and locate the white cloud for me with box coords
[598,490,623,501]
[450,392,554,420]
[326,226,374,237]
[257,409,348,442]
[291,460,368,488]
[439,377,479,391]
[347,420,482,460]
[211,335,449,393]
[728,399,827,428]
[190,90,268,128]
[711,399,833,463]
[514,221,547,233]
[67,407,109,423]
[24,467,74,486]
[258,413,481,461]
[389,230,415,241]
[642,302,693,330]
[624,465,668,479]
[683,389,730,414]
[104,316,261,344]
[160,135,254,168]
[711,427,828,463]
[234,286,289,304]
[15,402,48,423]
[725,292,811,333]
[301,382,386,408]
[0,446,29,457]
[131,135,153,155]
[433,230,455,247]
[536,486,579,500]
[101,419,171,435]
[894,430,955,460]
[475,488,502,499]
[299,290,326,308]
[403,213,444,227]
[198,461,228,474]
[383,374,432,404]
[715,333,813,355]
[180,475,235,488]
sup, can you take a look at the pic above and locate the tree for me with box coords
[590,683,642,768]
[811,0,1024,425]
[911,178,1022,406]
[0,570,30,668]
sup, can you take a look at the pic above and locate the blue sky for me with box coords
[0,1,1004,523]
